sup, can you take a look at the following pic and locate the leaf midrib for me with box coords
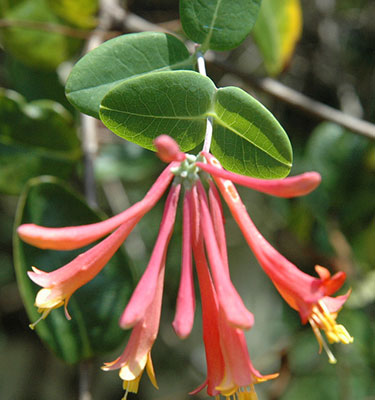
[100,106,208,121]
[211,113,292,167]
[202,0,223,50]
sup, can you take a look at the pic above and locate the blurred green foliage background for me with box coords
[0,0,374,399]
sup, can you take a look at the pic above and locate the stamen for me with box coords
[309,318,337,364]
[310,301,354,346]
[29,308,51,330]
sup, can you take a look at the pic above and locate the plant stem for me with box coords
[197,51,214,152]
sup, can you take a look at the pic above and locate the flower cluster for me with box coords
[18,135,353,399]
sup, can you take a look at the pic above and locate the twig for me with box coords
[209,59,375,141]
[123,13,375,141]
[78,0,125,397]
[81,0,124,208]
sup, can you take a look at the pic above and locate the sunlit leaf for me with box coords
[66,32,193,119]
[99,70,216,152]
[180,0,262,51]
[252,0,302,76]
[13,176,134,363]
[212,86,292,178]
[0,89,81,195]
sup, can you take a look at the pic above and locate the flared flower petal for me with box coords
[198,152,321,198]
[17,163,175,250]
[28,220,136,328]
[172,192,196,339]
[120,184,181,329]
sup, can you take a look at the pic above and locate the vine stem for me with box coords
[197,51,214,153]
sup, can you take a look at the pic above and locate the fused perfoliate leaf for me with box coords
[180,0,262,51]
[252,0,302,76]
[99,70,292,178]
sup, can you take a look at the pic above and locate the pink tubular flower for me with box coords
[189,186,278,399]
[102,267,164,399]
[205,153,353,363]
[172,193,196,339]
[27,220,138,328]
[196,154,321,198]
[119,184,180,329]
[17,163,175,250]
[103,180,181,398]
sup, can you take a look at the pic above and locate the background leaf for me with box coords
[180,0,262,51]
[211,86,292,178]
[0,0,82,70]
[252,0,303,76]
[65,32,193,119]
[99,70,216,152]
[0,89,81,195]
[13,176,134,364]
[46,0,98,28]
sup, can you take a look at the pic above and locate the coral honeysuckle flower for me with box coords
[204,152,353,363]
[19,134,352,398]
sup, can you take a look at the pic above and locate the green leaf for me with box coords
[99,70,216,152]
[180,0,262,51]
[13,176,134,363]
[66,32,193,119]
[0,89,81,195]
[252,0,302,76]
[211,86,292,178]
[0,0,82,70]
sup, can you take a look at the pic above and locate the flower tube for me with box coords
[102,267,165,399]
[172,191,196,339]
[28,220,137,328]
[198,152,321,198]
[120,184,181,329]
